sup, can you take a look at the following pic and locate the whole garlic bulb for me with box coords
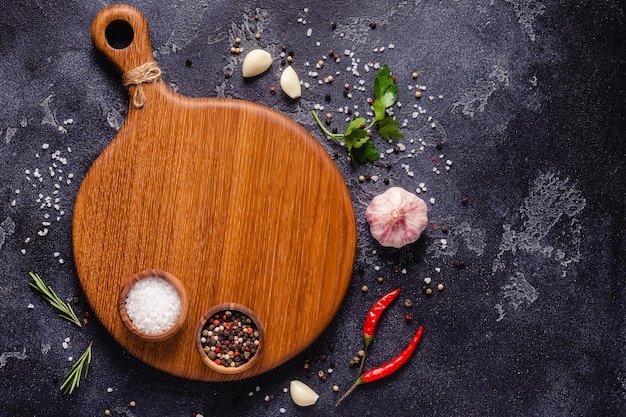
[365,187,428,248]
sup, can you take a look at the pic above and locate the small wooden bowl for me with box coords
[196,303,265,374]
[118,269,189,342]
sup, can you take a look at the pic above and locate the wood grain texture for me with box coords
[72,4,357,381]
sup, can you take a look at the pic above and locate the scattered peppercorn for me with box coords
[358,175,365,182]
[331,21,337,30]
[287,56,293,63]
[436,141,443,150]
[129,401,136,407]
[72,296,79,304]
[333,385,339,392]
[318,370,325,378]
[437,283,444,291]
[270,86,277,95]
[412,72,418,79]
[358,350,365,357]
[255,33,261,40]
[377,276,384,283]
[415,91,422,98]
[383,177,390,185]
[369,21,377,29]
[392,265,400,273]
[254,14,259,21]
[404,298,412,308]
[361,285,369,293]
[441,225,448,233]
[454,260,466,269]
[462,196,469,206]
[425,287,433,296]
[404,314,412,323]
[281,44,287,52]
[235,37,241,44]
[185,58,192,67]
[325,93,332,102]
[224,71,231,79]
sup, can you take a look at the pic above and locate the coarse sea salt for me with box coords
[125,277,181,334]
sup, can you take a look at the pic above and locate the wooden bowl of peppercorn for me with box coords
[195,303,265,374]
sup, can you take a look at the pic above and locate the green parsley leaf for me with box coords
[378,116,404,141]
[350,140,379,166]
[373,65,395,99]
[344,117,367,138]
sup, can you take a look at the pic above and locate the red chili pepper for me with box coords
[336,325,424,406]
[360,288,401,374]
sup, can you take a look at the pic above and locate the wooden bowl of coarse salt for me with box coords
[118,269,189,342]
[196,303,265,374]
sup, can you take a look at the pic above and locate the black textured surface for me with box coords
[1,1,625,416]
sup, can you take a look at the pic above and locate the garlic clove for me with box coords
[365,187,428,248]
[241,49,273,77]
[280,65,301,99]
[289,380,319,407]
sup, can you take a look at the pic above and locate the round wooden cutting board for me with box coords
[72,5,357,381]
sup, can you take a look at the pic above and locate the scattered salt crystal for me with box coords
[306,28,312,37]
[429,197,435,204]
[435,267,441,273]
[107,387,113,393]
[27,303,34,309]
[424,277,432,284]
[125,277,181,334]
[280,408,286,414]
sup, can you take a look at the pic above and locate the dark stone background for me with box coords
[1,1,624,416]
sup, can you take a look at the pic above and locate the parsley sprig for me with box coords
[312,65,404,166]
[29,272,82,327]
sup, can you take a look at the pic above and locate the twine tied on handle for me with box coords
[122,61,162,109]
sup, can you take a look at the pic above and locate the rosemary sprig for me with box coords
[60,341,93,395]
[28,272,82,327]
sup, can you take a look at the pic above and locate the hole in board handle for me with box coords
[105,20,134,50]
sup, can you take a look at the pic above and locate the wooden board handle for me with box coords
[91,4,153,75]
